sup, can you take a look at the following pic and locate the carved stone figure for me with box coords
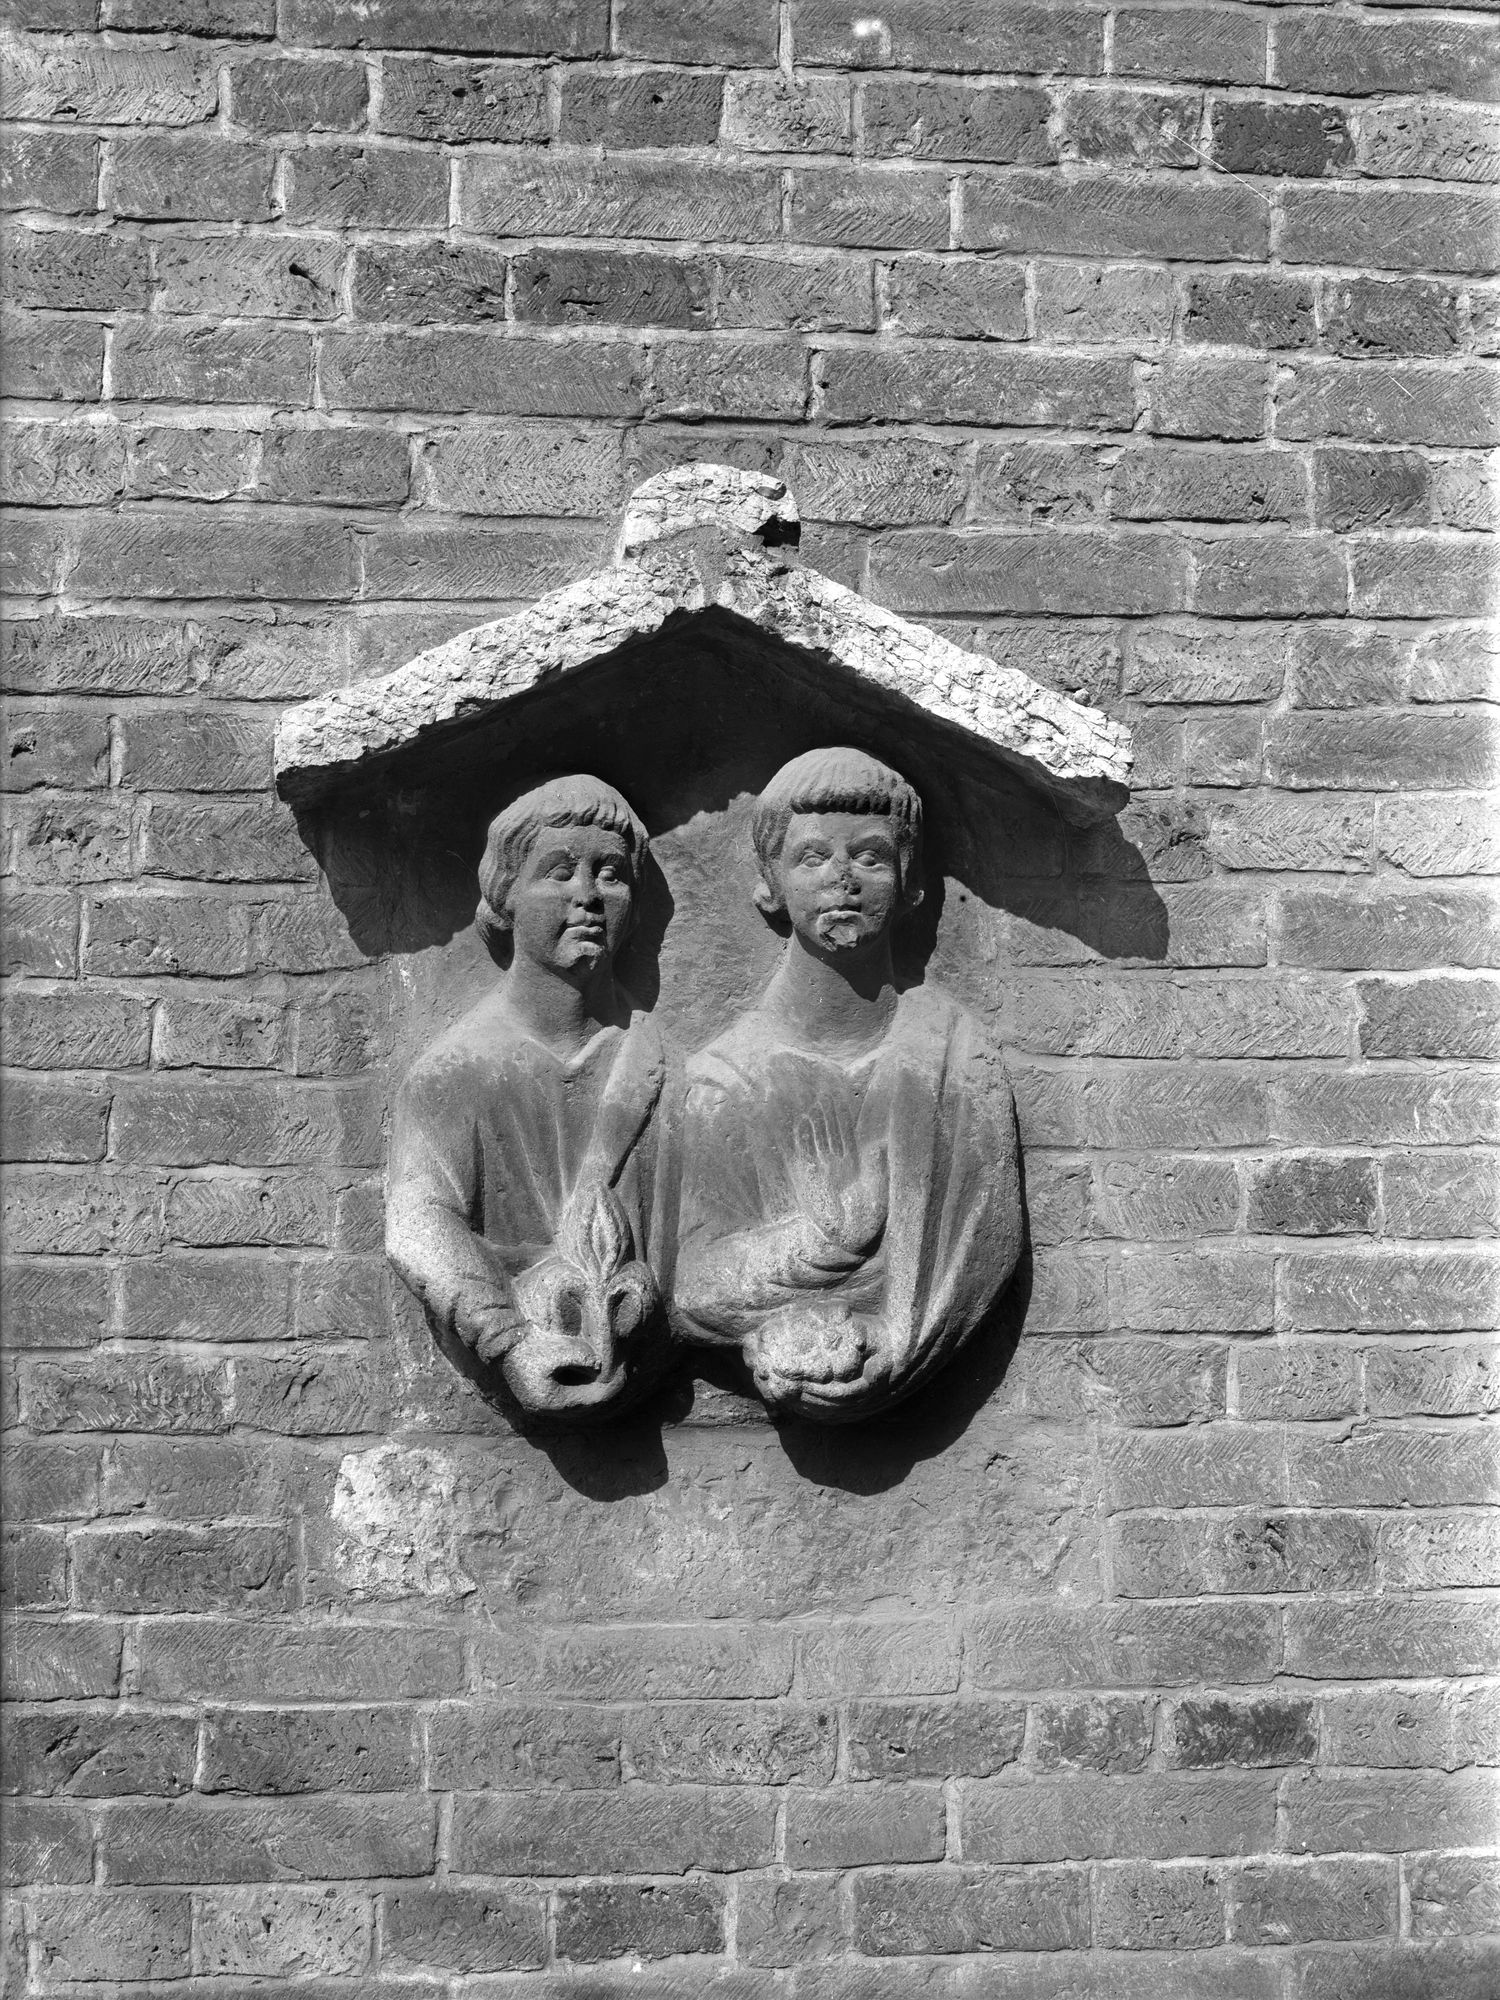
[674,748,1023,1421]
[386,776,677,1419]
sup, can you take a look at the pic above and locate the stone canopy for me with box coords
[274,463,1134,824]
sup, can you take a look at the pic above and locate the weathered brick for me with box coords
[284,145,446,228]
[1062,86,1202,170]
[74,1523,294,1613]
[3,228,149,313]
[1408,1854,1500,1940]
[1284,188,1498,278]
[1269,715,1500,792]
[1095,1862,1226,1949]
[964,1773,1276,1863]
[1231,1858,1394,1945]
[851,1863,1088,1953]
[100,1795,436,1884]
[461,154,780,241]
[514,247,710,330]
[718,252,874,332]
[786,1784,946,1867]
[110,324,315,407]
[1361,977,1500,1061]
[845,1699,1024,1780]
[1115,1510,1377,1598]
[971,1602,1278,1690]
[1115,448,1301,522]
[792,0,1105,76]
[964,172,1268,260]
[1034,260,1175,347]
[1,313,103,400]
[1116,6,1262,83]
[1360,101,1500,185]
[155,237,343,318]
[560,66,723,146]
[1274,12,1500,101]
[428,1702,618,1790]
[280,0,607,54]
[2,1706,193,1797]
[475,1622,793,1701]
[29,1890,189,1983]
[1031,1696,1153,1774]
[724,73,850,153]
[1,1078,111,1164]
[321,329,644,416]
[873,530,1185,616]
[104,0,274,27]
[790,165,950,250]
[108,137,274,224]
[202,1705,419,1795]
[621,1702,835,1786]
[1211,100,1351,178]
[2,43,216,124]
[454,1787,777,1876]
[1,130,98,214]
[137,1618,460,1700]
[1185,271,1316,351]
[1380,1510,1500,1591]
[194,1885,371,1979]
[1285,1771,1500,1858]
[1313,447,1429,532]
[1350,539,1496,620]
[554,1878,724,1963]
[1380,795,1500,878]
[258,427,410,508]
[230,54,368,133]
[127,425,252,501]
[863,78,1053,163]
[1320,277,1463,363]
[377,54,548,141]
[1365,1342,1499,1420]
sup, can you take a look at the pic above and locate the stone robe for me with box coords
[675,983,1021,1419]
[386,991,676,1405]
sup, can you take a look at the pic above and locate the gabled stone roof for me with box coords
[274,464,1134,822]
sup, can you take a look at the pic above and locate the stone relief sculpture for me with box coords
[277,463,1135,1431]
[674,750,1023,1420]
[385,777,678,1420]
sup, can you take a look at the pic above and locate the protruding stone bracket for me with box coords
[275,464,1134,824]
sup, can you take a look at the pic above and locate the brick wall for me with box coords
[3,0,1498,1993]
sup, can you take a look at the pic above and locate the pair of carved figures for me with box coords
[386,749,1023,1425]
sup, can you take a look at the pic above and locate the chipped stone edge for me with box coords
[274,537,1133,817]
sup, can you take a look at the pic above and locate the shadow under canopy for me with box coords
[287,609,1163,1491]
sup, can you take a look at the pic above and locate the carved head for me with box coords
[750,747,923,957]
[475,775,650,973]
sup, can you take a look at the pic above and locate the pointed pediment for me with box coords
[274,465,1133,825]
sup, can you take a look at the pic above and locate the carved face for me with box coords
[773,810,903,957]
[508,821,635,975]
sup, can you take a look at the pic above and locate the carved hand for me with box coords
[787,1102,887,1259]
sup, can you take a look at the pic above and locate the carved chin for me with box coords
[809,911,870,951]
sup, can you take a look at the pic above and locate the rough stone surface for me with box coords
[277,465,1132,824]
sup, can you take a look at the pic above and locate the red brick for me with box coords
[615,0,777,64]
[321,330,644,416]
[376,55,548,141]
[963,172,1268,260]
[560,66,723,146]
[1274,12,1500,101]
[281,0,607,54]
[108,137,273,223]
[460,155,780,242]
[791,0,1105,76]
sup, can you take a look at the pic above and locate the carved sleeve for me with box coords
[385,1063,516,1354]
